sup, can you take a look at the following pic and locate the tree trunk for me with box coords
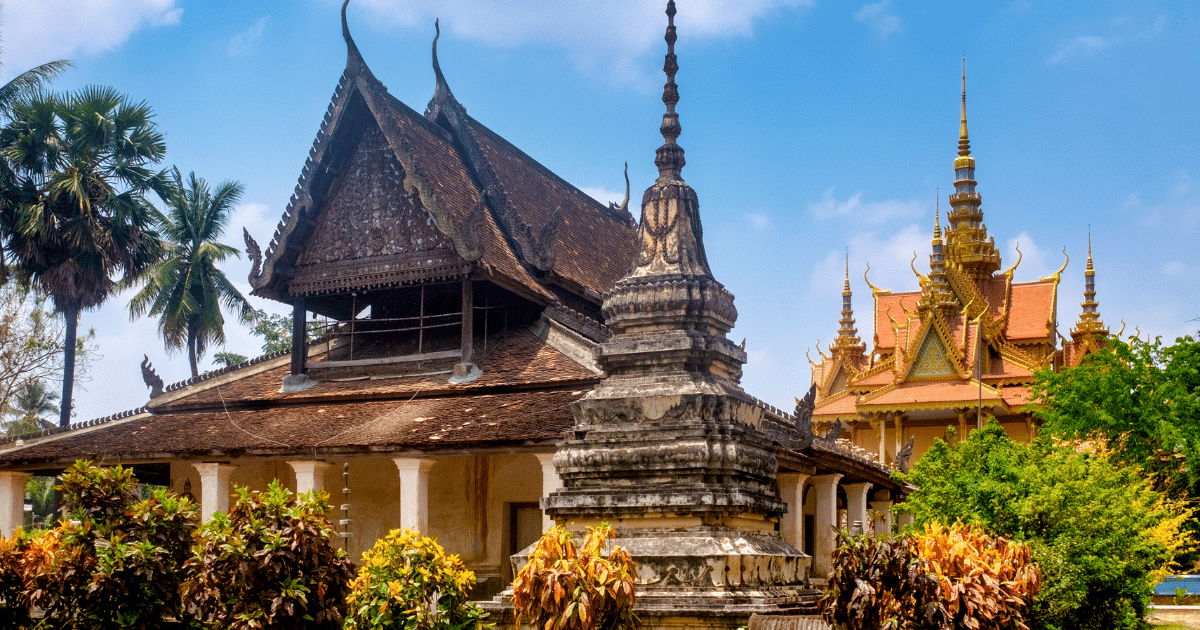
[59,306,78,428]
[187,321,199,378]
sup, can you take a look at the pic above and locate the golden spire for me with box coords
[920,197,957,314]
[944,58,1000,281]
[830,252,866,360]
[956,58,973,167]
[1071,232,1108,339]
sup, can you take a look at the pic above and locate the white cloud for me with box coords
[809,223,926,295]
[1162,261,1186,277]
[580,186,627,208]
[1,0,182,79]
[1048,15,1166,65]
[349,0,814,86]
[853,1,902,39]
[808,188,925,224]
[1004,232,1062,281]
[228,16,271,57]
[747,212,770,229]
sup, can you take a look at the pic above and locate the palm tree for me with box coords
[1,86,165,427]
[128,168,253,377]
[0,59,71,119]
[3,378,59,436]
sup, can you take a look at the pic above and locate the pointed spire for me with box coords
[831,252,866,360]
[655,0,686,181]
[922,196,956,314]
[1072,232,1108,339]
[944,58,999,280]
[958,58,971,161]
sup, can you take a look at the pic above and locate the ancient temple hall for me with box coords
[0,2,903,623]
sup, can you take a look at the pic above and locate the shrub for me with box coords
[181,480,354,629]
[898,421,1189,630]
[821,523,1038,630]
[344,528,490,630]
[914,522,1039,630]
[819,530,945,630]
[4,460,199,629]
[511,524,637,630]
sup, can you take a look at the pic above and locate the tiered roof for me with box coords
[810,66,1104,422]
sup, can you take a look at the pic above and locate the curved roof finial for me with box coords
[432,19,453,100]
[1001,242,1023,279]
[341,0,365,69]
[654,0,685,181]
[863,263,891,296]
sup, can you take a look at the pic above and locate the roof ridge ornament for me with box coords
[958,57,971,158]
[341,0,366,72]
[655,0,685,181]
[432,19,453,104]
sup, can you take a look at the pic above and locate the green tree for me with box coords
[249,308,324,355]
[127,168,253,377]
[1032,334,1200,503]
[898,422,1190,630]
[0,86,165,426]
[0,282,92,425]
[2,378,58,435]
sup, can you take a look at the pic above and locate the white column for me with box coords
[287,460,332,495]
[844,482,872,535]
[193,462,237,522]
[393,458,436,532]
[870,500,893,537]
[535,452,562,532]
[0,471,31,537]
[877,414,887,462]
[810,473,844,578]
[777,472,810,549]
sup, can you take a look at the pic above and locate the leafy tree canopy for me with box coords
[898,423,1191,630]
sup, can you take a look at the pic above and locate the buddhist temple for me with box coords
[0,1,904,621]
[808,63,1112,463]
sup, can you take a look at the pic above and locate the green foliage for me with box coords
[212,351,249,367]
[344,528,491,630]
[1,85,166,426]
[1032,334,1200,566]
[511,524,638,630]
[5,460,199,629]
[898,422,1189,630]
[250,309,324,356]
[126,167,253,377]
[181,479,354,629]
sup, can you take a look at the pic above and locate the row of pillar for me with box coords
[0,455,565,538]
[777,472,912,578]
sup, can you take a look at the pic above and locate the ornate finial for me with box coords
[141,354,164,399]
[863,263,891,296]
[1086,231,1094,272]
[1040,247,1070,282]
[1001,242,1023,279]
[341,0,365,69]
[244,227,261,282]
[831,250,865,359]
[432,19,453,101]
[1071,234,1107,340]
[843,251,851,292]
[934,196,942,240]
[608,162,632,220]
[958,57,970,157]
[655,0,685,181]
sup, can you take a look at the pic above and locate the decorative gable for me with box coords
[828,367,848,395]
[289,124,466,296]
[907,331,958,380]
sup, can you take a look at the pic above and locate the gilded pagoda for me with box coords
[808,66,1112,463]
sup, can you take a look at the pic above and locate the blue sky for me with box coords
[4,0,1198,421]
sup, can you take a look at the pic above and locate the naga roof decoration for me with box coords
[245,0,636,310]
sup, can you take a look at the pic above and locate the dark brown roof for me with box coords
[0,329,598,468]
[249,21,635,308]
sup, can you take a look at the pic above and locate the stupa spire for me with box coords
[944,58,1001,280]
[831,253,866,359]
[922,197,957,313]
[1072,232,1108,339]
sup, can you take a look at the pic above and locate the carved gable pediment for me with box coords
[907,331,957,380]
[290,125,467,295]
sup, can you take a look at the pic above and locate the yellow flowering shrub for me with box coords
[344,528,490,630]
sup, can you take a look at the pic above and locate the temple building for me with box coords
[0,0,903,616]
[808,67,1112,463]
